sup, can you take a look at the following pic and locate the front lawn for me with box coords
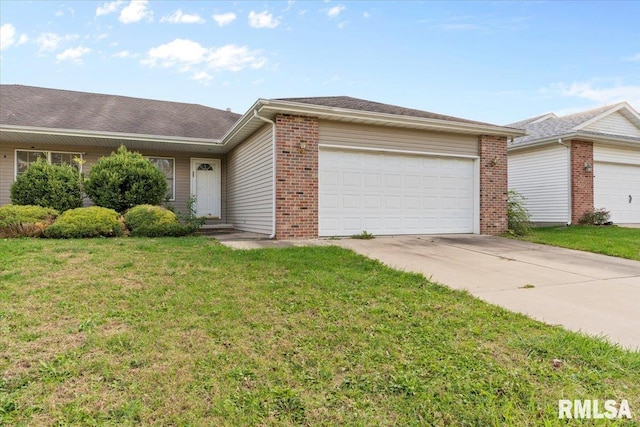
[1,238,638,426]
[520,225,640,261]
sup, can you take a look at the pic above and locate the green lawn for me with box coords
[1,237,638,426]
[520,225,640,261]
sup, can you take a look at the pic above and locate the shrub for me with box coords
[45,207,125,238]
[507,190,532,236]
[578,208,611,226]
[176,196,205,229]
[124,204,194,237]
[10,158,83,212]
[84,146,168,213]
[0,205,59,238]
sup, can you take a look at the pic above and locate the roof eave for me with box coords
[0,124,223,147]
[571,102,637,131]
[508,131,640,151]
[254,99,526,137]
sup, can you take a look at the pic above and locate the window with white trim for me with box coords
[147,157,175,201]
[15,150,82,176]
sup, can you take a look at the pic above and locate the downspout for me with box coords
[558,138,572,225]
[253,110,277,239]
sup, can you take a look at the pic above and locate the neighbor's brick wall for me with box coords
[274,114,319,239]
[570,140,594,224]
[479,135,508,234]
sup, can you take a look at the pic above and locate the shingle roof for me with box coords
[508,103,639,145]
[275,96,498,126]
[0,85,242,140]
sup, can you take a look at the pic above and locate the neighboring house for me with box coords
[507,102,640,225]
[1,84,524,239]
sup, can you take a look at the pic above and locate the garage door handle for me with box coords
[630,195,633,203]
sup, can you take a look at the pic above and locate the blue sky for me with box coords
[1,1,639,125]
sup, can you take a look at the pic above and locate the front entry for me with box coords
[190,158,221,218]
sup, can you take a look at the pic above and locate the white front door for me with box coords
[191,158,221,218]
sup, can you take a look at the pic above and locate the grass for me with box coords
[519,225,640,261]
[1,237,639,426]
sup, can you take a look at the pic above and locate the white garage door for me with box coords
[319,149,475,236]
[594,162,640,223]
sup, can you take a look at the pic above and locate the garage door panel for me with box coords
[319,149,475,236]
[404,196,420,209]
[594,162,640,223]
[363,173,381,187]
[342,194,360,209]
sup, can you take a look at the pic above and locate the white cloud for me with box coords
[0,23,16,50]
[327,5,345,18]
[161,9,204,24]
[143,39,208,68]
[55,10,64,17]
[113,50,137,58]
[545,80,640,110]
[35,32,78,52]
[141,38,266,78]
[96,0,124,16]
[363,11,371,19]
[191,71,212,82]
[119,0,152,24]
[248,10,280,29]
[624,53,640,63]
[337,21,348,29]
[17,34,29,45]
[56,46,91,64]
[212,12,236,27]
[208,44,266,71]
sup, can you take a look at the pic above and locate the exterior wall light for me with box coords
[299,140,307,154]
[584,162,593,172]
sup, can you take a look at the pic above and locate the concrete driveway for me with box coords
[329,235,640,350]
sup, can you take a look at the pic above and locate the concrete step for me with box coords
[195,224,234,236]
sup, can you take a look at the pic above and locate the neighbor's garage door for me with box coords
[319,148,475,236]
[594,162,640,223]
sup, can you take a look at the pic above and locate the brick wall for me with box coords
[274,114,319,239]
[479,135,508,234]
[570,140,594,224]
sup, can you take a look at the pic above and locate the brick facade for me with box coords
[479,135,509,234]
[272,118,509,239]
[570,140,594,224]
[274,114,319,239]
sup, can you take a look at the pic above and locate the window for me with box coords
[16,150,82,176]
[147,157,175,201]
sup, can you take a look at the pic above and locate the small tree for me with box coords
[85,146,168,213]
[507,190,532,236]
[10,158,83,212]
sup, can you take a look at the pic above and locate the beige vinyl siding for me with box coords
[319,120,478,156]
[0,142,224,218]
[584,112,640,138]
[594,143,640,165]
[226,125,273,234]
[508,145,570,223]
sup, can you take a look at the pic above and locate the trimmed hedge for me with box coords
[85,146,168,213]
[124,204,195,237]
[45,207,125,238]
[0,205,59,238]
[10,158,83,212]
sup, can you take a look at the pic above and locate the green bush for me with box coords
[578,208,611,225]
[45,207,125,238]
[0,205,59,238]
[124,204,195,237]
[507,190,532,236]
[10,158,83,212]
[84,146,168,213]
